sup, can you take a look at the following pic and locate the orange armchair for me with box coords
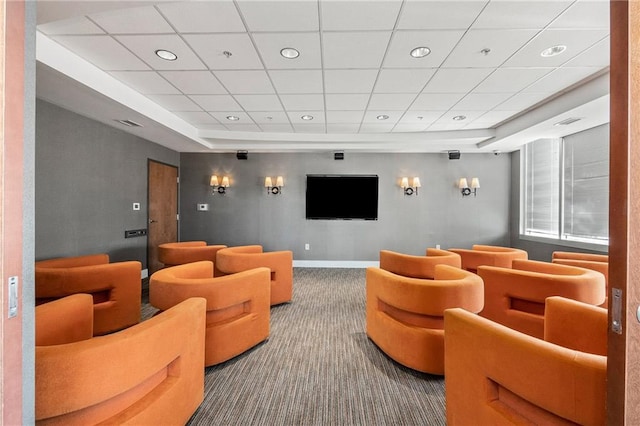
[448,244,528,273]
[150,261,270,366]
[552,251,608,307]
[216,245,293,305]
[379,248,461,279]
[445,297,606,426]
[158,241,227,274]
[35,254,141,335]
[478,259,606,338]
[366,265,483,375]
[36,294,206,425]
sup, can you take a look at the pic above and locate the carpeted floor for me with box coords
[144,268,446,425]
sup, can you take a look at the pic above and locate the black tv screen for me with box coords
[306,174,379,220]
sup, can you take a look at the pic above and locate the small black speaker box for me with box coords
[236,150,248,160]
[448,150,461,160]
[334,152,344,160]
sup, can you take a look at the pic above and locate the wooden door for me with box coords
[148,160,178,274]
[608,1,640,423]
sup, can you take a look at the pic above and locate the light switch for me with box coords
[133,202,140,211]
[197,203,209,211]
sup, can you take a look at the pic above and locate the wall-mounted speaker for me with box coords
[236,150,248,160]
[448,150,461,160]
[334,152,344,160]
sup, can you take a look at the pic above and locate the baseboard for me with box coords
[293,260,379,268]
[141,269,149,279]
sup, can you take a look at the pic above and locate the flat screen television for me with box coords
[305,174,379,220]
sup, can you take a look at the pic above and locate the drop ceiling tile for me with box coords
[110,71,180,94]
[359,123,395,132]
[224,123,262,132]
[146,94,202,111]
[384,30,465,68]
[368,94,416,110]
[190,95,242,111]
[324,69,379,93]
[259,123,294,132]
[214,70,275,94]
[326,110,365,124]
[363,111,401,124]
[470,110,519,126]
[249,111,290,124]
[442,29,539,68]
[321,0,403,31]
[327,124,361,133]
[374,69,436,93]
[549,0,610,29]
[237,1,319,32]
[503,29,609,67]
[410,93,465,110]
[523,67,602,94]
[234,95,283,111]
[563,37,610,68]
[323,32,392,69]
[159,71,227,95]
[493,92,551,111]
[473,68,551,93]
[279,94,325,110]
[398,1,487,30]
[422,68,494,93]
[293,124,327,133]
[157,1,246,33]
[51,35,150,71]
[269,70,323,94]
[38,17,105,35]
[90,6,174,34]
[472,1,573,29]
[115,34,206,70]
[209,111,253,123]
[288,111,325,124]
[392,123,429,132]
[453,93,513,110]
[183,34,263,70]
[325,94,370,111]
[252,33,321,69]
[173,111,220,124]
[398,111,444,124]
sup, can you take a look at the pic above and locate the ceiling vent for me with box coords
[554,117,582,126]
[115,119,143,127]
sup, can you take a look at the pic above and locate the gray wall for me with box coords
[509,125,610,261]
[35,100,180,267]
[180,151,511,262]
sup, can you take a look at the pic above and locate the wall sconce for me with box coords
[401,177,421,196]
[210,175,230,194]
[265,176,284,195]
[459,177,480,197]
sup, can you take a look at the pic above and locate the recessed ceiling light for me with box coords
[452,115,466,121]
[301,115,314,121]
[410,47,431,58]
[280,47,300,59]
[226,115,240,121]
[540,45,567,57]
[155,49,177,61]
[376,115,389,120]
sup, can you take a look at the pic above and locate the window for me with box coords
[521,124,609,246]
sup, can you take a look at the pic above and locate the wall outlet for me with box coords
[197,203,209,211]
[436,244,441,249]
[305,243,310,250]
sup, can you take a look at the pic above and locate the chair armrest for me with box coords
[36,294,94,346]
[544,296,607,356]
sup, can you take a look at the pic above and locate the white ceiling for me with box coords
[35,0,611,153]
